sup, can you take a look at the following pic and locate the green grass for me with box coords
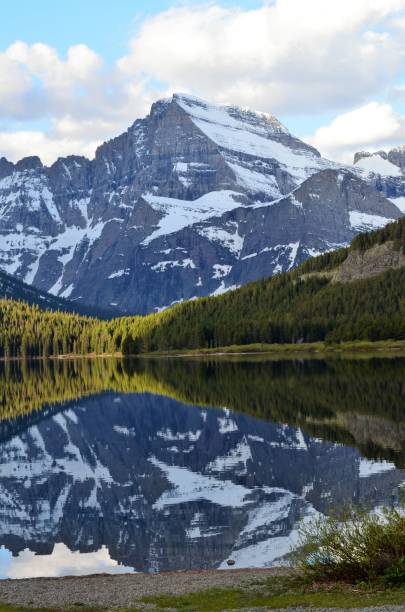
[2,577,405,610]
[146,338,405,358]
[142,576,405,610]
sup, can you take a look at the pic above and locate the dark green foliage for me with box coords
[382,557,405,587]
[297,246,349,274]
[121,268,405,352]
[294,504,405,585]
[351,216,405,252]
[121,334,143,355]
[0,299,114,359]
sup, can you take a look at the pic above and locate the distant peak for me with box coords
[15,156,43,172]
[353,150,387,164]
[172,92,207,105]
[389,144,405,154]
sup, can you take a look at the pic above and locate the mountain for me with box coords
[0,93,403,314]
[0,268,114,318]
[353,146,405,214]
[354,146,405,175]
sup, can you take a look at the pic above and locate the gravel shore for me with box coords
[1,568,405,610]
[0,567,284,609]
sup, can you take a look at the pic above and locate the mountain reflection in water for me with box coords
[0,356,404,577]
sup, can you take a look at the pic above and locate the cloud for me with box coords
[119,0,405,113]
[308,102,405,162]
[0,53,33,118]
[0,129,99,166]
[0,0,404,163]
[0,543,133,579]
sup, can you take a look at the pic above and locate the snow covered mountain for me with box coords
[0,93,402,314]
[353,146,405,215]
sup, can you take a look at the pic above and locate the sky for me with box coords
[0,0,404,164]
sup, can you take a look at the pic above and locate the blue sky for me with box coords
[1,0,263,59]
[0,0,403,164]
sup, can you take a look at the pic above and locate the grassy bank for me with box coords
[143,576,405,610]
[4,338,405,363]
[145,338,405,358]
[2,574,405,610]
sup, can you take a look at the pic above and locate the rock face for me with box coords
[331,241,405,283]
[0,93,403,314]
[0,392,402,574]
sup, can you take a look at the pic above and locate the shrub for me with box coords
[293,505,405,584]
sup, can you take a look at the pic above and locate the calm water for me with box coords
[0,356,405,578]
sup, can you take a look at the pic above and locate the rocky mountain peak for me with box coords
[0,157,14,180]
[354,150,405,177]
[353,150,387,164]
[0,93,403,314]
[15,156,43,172]
[354,147,405,177]
[387,146,405,171]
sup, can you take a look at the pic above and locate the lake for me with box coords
[0,355,404,578]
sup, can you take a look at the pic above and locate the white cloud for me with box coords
[308,102,405,162]
[0,129,99,166]
[0,53,33,118]
[0,543,133,579]
[119,0,405,113]
[0,0,404,164]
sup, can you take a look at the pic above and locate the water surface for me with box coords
[0,356,404,577]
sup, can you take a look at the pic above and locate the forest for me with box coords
[1,217,405,358]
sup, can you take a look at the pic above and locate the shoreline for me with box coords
[0,567,286,610]
[1,567,405,610]
[2,340,405,363]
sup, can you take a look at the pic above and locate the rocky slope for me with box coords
[328,241,405,283]
[0,93,403,314]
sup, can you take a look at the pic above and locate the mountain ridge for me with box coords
[0,93,404,314]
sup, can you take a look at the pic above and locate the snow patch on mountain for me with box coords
[355,155,402,177]
[349,211,395,232]
[142,191,243,245]
[197,222,244,255]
